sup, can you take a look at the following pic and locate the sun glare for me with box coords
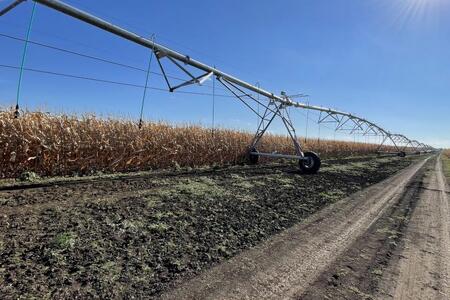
[389,0,448,28]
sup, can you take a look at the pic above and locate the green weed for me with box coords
[54,232,77,249]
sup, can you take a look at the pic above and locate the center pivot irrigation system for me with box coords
[2,0,435,173]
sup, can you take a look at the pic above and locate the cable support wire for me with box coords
[0,63,241,99]
[0,32,231,93]
[138,35,154,129]
[57,0,263,82]
[212,68,215,133]
[15,1,36,118]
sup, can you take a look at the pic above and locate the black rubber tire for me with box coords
[248,147,259,165]
[299,151,321,174]
[398,151,406,158]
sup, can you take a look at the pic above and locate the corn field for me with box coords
[444,149,450,158]
[0,109,385,178]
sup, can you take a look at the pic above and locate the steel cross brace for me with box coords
[362,124,379,136]
[217,77,303,157]
[409,140,421,152]
[316,112,384,140]
[0,0,26,16]
[318,111,342,124]
[154,50,213,92]
[335,116,352,130]
[401,140,415,152]
[319,113,361,134]
[251,98,303,156]
[217,77,273,120]
[317,113,383,140]
[335,116,364,133]
[350,119,366,134]
[376,133,405,153]
[418,143,428,151]
[391,135,406,152]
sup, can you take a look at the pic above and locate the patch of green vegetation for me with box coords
[321,162,365,175]
[153,211,175,220]
[165,258,185,272]
[176,177,227,197]
[101,261,122,282]
[9,252,24,265]
[235,194,255,202]
[172,161,182,171]
[319,189,347,202]
[89,240,107,257]
[233,181,254,189]
[215,244,232,258]
[18,171,41,182]
[142,264,153,275]
[54,232,77,249]
[394,215,408,222]
[121,219,144,231]
[143,177,233,207]
[229,174,254,190]
[371,268,383,276]
[337,268,349,277]
[441,153,450,182]
[376,227,401,239]
[148,222,170,233]
[267,175,295,187]
[322,157,398,176]
[144,193,165,208]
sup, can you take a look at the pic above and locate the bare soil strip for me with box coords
[377,155,450,299]
[299,156,432,299]
[162,156,431,299]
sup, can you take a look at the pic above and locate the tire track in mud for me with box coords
[161,156,432,299]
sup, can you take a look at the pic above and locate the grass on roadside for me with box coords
[442,150,450,182]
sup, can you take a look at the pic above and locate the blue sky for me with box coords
[0,0,449,147]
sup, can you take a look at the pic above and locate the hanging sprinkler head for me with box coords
[14,104,20,119]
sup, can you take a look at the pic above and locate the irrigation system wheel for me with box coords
[248,147,259,165]
[398,151,406,157]
[299,151,321,174]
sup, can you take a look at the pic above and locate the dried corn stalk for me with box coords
[0,108,388,178]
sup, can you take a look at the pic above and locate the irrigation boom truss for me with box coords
[2,0,435,173]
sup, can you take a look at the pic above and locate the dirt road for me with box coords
[377,155,450,299]
[163,154,449,299]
